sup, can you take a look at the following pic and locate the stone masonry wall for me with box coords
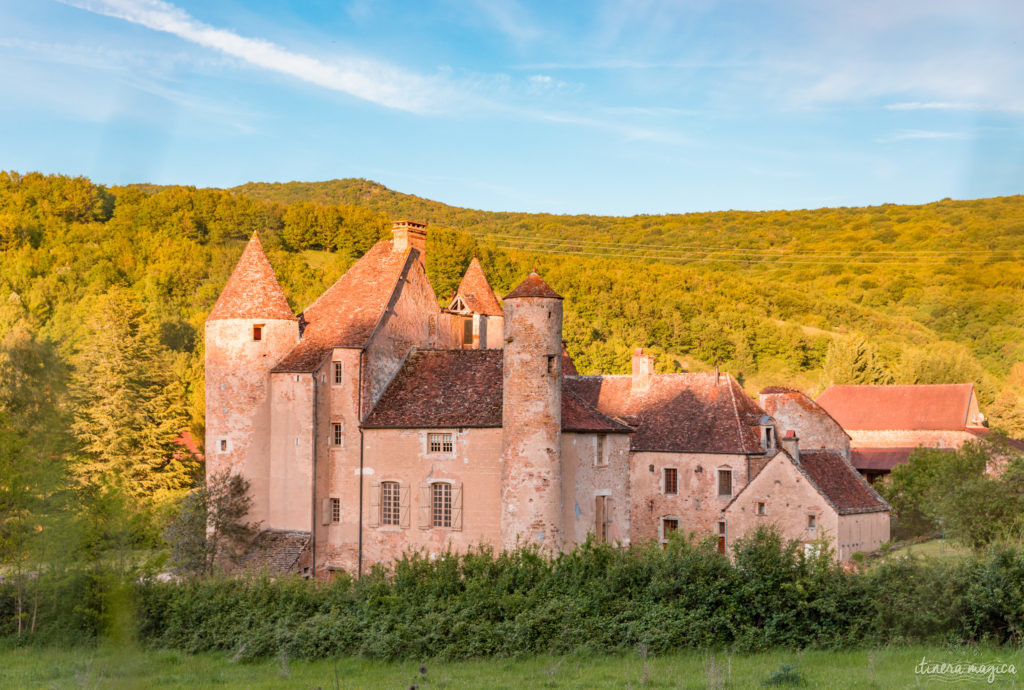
[561,432,631,546]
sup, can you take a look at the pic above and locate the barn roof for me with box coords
[816,383,979,431]
[361,349,630,433]
[451,257,503,316]
[850,447,915,472]
[207,233,295,322]
[272,241,414,372]
[565,372,767,454]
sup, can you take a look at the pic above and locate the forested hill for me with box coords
[2,172,1024,496]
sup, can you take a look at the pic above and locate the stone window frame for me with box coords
[368,479,410,529]
[717,466,733,498]
[426,431,455,455]
[594,434,608,467]
[663,466,678,495]
[418,479,463,531]
[659,515,681,544]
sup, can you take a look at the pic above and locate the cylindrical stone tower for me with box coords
[205,232,298,527]
[500,271,564,553]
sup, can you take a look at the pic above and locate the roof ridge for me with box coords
[725,373,748,456]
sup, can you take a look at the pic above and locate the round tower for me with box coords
[500,271,564,553]
[205,232,299,527]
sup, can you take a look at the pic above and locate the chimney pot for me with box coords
[631,348,655,392]
[781,429,800,463]
[392,219,427,258]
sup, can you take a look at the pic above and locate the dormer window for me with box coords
[764,426,774,449]
[252,324,263,341]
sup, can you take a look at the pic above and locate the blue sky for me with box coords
[0,0,1022,215]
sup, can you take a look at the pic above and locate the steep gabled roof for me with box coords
[207,233,295,321]
[850,447,915,472]
[272,241,414,372]
[798,450,890,514]
[361,348,630,433]
[817,383,978,431]
[760,387,851,440]
[504,272,562,300]
[565,372,767,454]
[450,257,503,316]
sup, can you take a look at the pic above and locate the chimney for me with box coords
[631,348,655,392]
[392,220,427,258]
[782,430,799,463]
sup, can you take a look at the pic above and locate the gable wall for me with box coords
[762,394,850,457]
[848,429,978,449]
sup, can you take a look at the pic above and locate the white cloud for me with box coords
[876,129,972,143]
[886,101,1024,114]
[59,0,447,113]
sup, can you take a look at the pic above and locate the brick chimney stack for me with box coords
[782,430,800,463]
[631,348,655,392]
[392,220,427,258]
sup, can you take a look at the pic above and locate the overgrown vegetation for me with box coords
[4,528,1024,658]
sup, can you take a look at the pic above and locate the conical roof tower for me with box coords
[208,232,295,321]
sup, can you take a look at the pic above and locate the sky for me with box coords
[0,0,1022,215]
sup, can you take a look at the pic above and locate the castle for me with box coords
[205,221,889,576]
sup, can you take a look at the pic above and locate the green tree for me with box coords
[823,335,891,385]
[68,287,196,502]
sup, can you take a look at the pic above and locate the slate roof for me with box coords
[816,383,979,431]
[565,372,768,454]
[452,257,503,316]
[207,233,295,321]
[504,272,562,300]
[272,241,414,372]
[798,450,890,514]
[238,529,310,574]
[361,349,630,433]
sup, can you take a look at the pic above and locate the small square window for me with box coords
[663,467,678,495]
[330,498,340,523]
[252,324,263,341]
[756,501,766,516]
[332,423,344,446]
[428,432,453,453]
[333,361,344,385]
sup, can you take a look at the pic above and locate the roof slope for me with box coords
[760,387,850,440]
[850,447,915,472]
[504,272,562,300]
[816,383,976,431]
[452,257,503,316]
[272,241,413,372]
[362,349,630,433]
[207,233,295,321]
[565,372,767,454]
[798,450,890,514]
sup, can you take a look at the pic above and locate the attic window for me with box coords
[252,324,263,341]
[428,432,453,454]
[807,514,817,530]
[764,426,775,450]
[756,501,767,516]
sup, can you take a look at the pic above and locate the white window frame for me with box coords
[427,432,454,454]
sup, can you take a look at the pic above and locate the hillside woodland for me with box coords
[0,171,1021,560]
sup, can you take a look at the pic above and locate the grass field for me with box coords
[869,538,972,568]
[0,644,1021,688]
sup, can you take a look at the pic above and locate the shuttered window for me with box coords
[419,482,462,530]
[369,481,410,528]
[381,481,400,526]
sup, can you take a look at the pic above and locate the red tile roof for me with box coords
[504,272,562,300]
[816,383,977,431]
[272,241,415,372]
[453,257,503,316]
[207,233,295,321]
[798,450,889,514]
[565,372,768,454]
[850,447,915,471]
[361,349,630,433]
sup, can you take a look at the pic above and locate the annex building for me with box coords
[205,222,888,577]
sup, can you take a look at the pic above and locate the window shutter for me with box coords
[399,482,411,528]
[452,483,463,531]
[418,483,431,529]
[368,481,380,528]
[321,498,332,526]
[595,496,605,542]
[604,497,614,535]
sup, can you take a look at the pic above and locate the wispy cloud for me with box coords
[467,0,542,43]
[876,129,972,143]
[60,0,447,113]
[886,101,1024,113]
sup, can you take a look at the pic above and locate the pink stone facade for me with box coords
[206,226,892,576]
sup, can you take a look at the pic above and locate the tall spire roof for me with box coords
[450,257,503,316]
[504,271,562,300]
[207,233,295,321]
